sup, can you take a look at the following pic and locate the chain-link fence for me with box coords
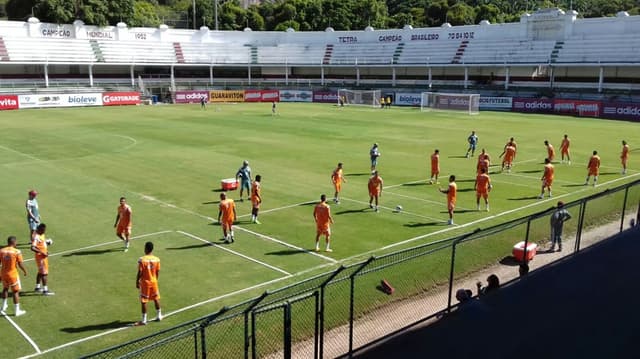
[83,179,639,358]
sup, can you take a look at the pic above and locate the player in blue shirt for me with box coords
[465,131,478,158]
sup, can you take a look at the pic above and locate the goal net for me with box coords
[421,92,480,115]
[338,89,381,108]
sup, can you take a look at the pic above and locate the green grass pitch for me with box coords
[0,103,638,357]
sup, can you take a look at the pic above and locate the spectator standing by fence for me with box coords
[549,201,572,252]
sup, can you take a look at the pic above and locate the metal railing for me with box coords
[83,178,639,358]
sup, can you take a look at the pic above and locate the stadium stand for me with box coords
[327,42,400,65]
[3,37,95,63]
[257,43,325,65]
[553,34,640,64]
[460,39,556,64]
[179,42,252,64]
[97,40,176,64]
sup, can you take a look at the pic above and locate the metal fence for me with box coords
[83,178,640,359]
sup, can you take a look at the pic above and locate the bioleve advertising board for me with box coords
[394,93,421,106]
[18,93,103,109]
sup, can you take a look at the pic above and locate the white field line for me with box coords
[176,231,291,276]
[0,144,42,162]
[383,179,427,190]
[112,135,138,152]
[131,191,338,264]
[490,178,568,194]
[236,200,315,218]
[508,172,583,185]
[339,173,640,261]
[340,197,444,222]
[1,312,41,354]
[22,230,173,263]
[382,190,475,211]
[234,225,338,263]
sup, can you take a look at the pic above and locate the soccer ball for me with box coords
[396,205,403,212]
[45,238,53,246]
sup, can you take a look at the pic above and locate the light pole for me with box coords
[192,0,196,29]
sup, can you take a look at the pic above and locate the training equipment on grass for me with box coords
[221,178,239,191]
[396,205,403,212]
[380,279,395,295]
[420,92,480,115]
[338,89,382,108]
[46,238,53,246]
[512,241,537,262]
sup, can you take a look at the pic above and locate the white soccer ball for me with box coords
[45,238,53,246]
[396,205,403,212]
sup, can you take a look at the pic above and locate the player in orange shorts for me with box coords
[114,197,132,252]
[440,175,457,225]
[31,223,54,295]
[218,192,237,243]
[499,137,517,158]
[621,140,629,174]
[544,140,555,162]
[368,170,384,212]
[331,163,347,203]
[584,150,601,186]
[313,194,334,252]
[475,168,492,211]
[539,158,554,198]
[251,175,262,224]
[429,150,440,184]
[502,144,516,173]
[560,134,571,164]
[136,241,162,325]
[1,236,27,316]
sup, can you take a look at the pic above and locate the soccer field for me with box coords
[0,103,638,357]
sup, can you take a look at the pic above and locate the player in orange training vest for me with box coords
[1,236,27,316]
[499,137,517,159]
[621,140,630,175]
[368,170,384,212]
[440,175,457,225]
[477,148,490,175]
[429,150,440,184]
[560,134,571,164]
[539,158,555,199]
[313,194,334,252]
[331,163,347,203]
[218,192,237,243]
[251,175,262,224]
[136,241,162,325]
[502,144,516,173]
[31,223,54,296]
[475,168,492,211]
[584,150,601,186]
[114,197,132,252]
[544,140,555,162]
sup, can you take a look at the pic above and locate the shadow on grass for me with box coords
[299,201,317,206]
[518,169,542,173]
[211,189,227,193]
[402,182,427,187]
[61,320,136,333]
[404,221,444,227]
[335,208,368,215]
[448,155,468,159]
[499,256,521,266]
[455,179,476,183]
[508,196,541,201]
[202,201,219,205]
[166,243,212,250]
[345,173,370,177]
[265,249,308,256]
[457,188,474,193]
[600,172,619,176]
[562,183,587,187]
[62,248,123,257]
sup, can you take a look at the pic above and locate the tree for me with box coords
[475,4,502,24]
[5,0,36,21]
[447,2,475,25]
[131,0,161,27]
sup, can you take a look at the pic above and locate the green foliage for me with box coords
[3,0,640,29]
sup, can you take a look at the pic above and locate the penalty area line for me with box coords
[2,311,41,355]
[22,230,174,263]
[176,231,292,276]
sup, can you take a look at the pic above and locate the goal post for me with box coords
[420,92,480,115]
[338,89,381,108]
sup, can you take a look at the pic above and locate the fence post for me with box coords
[620,187,629,233]
[574,200,587,252]
[319,266,345,359]
[198,306,229,359]
[348,257,375,357]
[522,219,532,263]
[244,292,269,359]
[447,230,480,311]
[284,301,292,359]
